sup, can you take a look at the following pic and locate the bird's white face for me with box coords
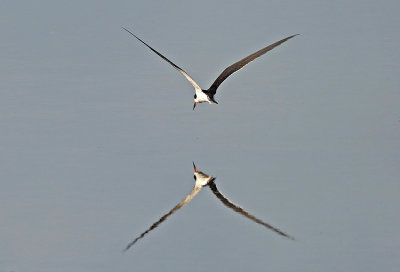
[193,92,211,110]
[193,163,213,186]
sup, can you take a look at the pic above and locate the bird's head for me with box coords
[193,94,198,110]
[192,161,200,181]
[192,162,215,186]
[192,162,204,180]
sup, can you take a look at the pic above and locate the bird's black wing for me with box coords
[124,184,202,251]
[122,27,202,92]
[208,180,294,240]
[207,34,298,95]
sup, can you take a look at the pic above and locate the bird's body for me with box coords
[194,89,217,106]
[122,27,298,109]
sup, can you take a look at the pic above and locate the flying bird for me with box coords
[208,180,294,240]
[124,162,214,251]
[122,27,298,110]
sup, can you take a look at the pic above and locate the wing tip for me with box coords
[286,234,296,241]
[288,33,300,40]
[123,239,138,252]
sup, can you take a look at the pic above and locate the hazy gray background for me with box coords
[1,0,399,271]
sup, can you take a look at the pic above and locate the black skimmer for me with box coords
[124,162,214,251]
[122,27,298,110]
[124,163,293,251]
[208,180,294,240]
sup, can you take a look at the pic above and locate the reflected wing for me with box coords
[124,184,203,251]
[122,27,202,92]
[208,181,294,240]
[208,34,298,94]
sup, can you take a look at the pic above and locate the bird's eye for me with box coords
[193,175,197,180]
[194,94,197,99]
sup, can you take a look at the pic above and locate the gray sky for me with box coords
[1,0,399,271]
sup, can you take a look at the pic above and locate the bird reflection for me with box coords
[124,162,214,251]
[208,180,294,240]
[124,163,293,251]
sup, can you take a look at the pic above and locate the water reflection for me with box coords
[208,180,294,240]
[125,163,293,251]
[124,162,213,251]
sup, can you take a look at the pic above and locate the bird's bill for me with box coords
[192,162,197,172]
[193,102,197,110]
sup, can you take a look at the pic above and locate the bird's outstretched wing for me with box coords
[122,27,202,93]
[207,34,298,95]
[124,184,203,251]
[208,180,294,240]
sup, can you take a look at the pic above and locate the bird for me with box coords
[122,27,298,110]
[208,179,294,240]
[124,163,294,251]
[124,162,214,251]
